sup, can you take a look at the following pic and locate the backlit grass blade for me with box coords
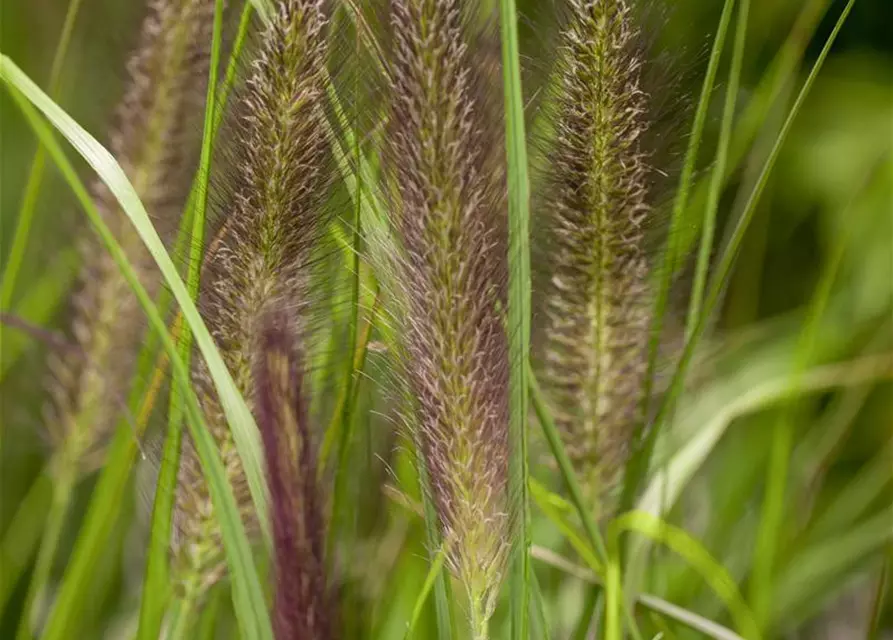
[0,53,271,551]
[605,511,760,640]
[530,371,606,564]
[405,542,449,639]
[621,0,737,515]
[1,62,273,640]
[532,546,750,640]
[671,0,832,266]
[0,472,52,613]
[498,0,532,635]
[686,0,751,338]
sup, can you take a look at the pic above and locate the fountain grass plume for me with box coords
[383,0,510,636]
[172,0,332,605]
[538,0,653,515]
[255,310,333,640]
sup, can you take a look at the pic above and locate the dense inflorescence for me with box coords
[255,311,333,640]
[172,0,331,604]
[539,0,653,514]
[383,0,510,634]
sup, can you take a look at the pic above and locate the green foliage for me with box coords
[1,0,889,639]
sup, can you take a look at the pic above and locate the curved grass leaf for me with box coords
[0,53,271,550]
[622,0,857,514]
[606,511,761,640]
[532,546,749,640]
[625,0,738,511]
[0,60,273,640]
[136,1,241,637]
[0,0,83,310]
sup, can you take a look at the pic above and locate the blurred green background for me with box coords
[1,0,891,638]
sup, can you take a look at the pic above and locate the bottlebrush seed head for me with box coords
[255,310,332,640]
[383,0,510,633]
[539,0,653,514]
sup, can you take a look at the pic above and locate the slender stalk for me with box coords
[499,0,532,635]
[622,0,855,517]
[166,591,199,640]
[0,471,52,613]
[749,116,861,628]
[3,66,272,640]
[136,0,230,635]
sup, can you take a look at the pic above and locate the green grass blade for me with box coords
[530,371,606,564]
[622,0,856,512]
[636,353,893,519]
[0,53,271,551]
[0,0,83,310]
[418,457,455,640]
[405,542,449,639]
[686,0,751,339]
[607,512,761,640]
[246,0,272,25]
[749,158,859,627]
[533,547,751,640]
[498,0,532,635]
[136,1,231,636]
[14,459,77,639]
[771,507,893,627]
[2,64,273,640]
[669,0,832,269]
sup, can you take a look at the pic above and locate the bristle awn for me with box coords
[14,1,216,636]
[0,0,83,311]
[1,64,272,640]
[539,0,654,517]
[255,311,334,640]
[619,0,737,517]
[383,1,511,637]
[498,0,532,636]
[137,0,229,636]
[171,0,332,618]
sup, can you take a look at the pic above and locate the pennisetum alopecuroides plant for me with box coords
[538,0,654,517]
[171,0,333,623]
[381,0,510,636]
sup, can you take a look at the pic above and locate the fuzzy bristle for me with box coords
[539,0,652,512]
[173,0,331,601]
[384,0,509,633]
[255,311,332,640]
[45,0,215,472]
